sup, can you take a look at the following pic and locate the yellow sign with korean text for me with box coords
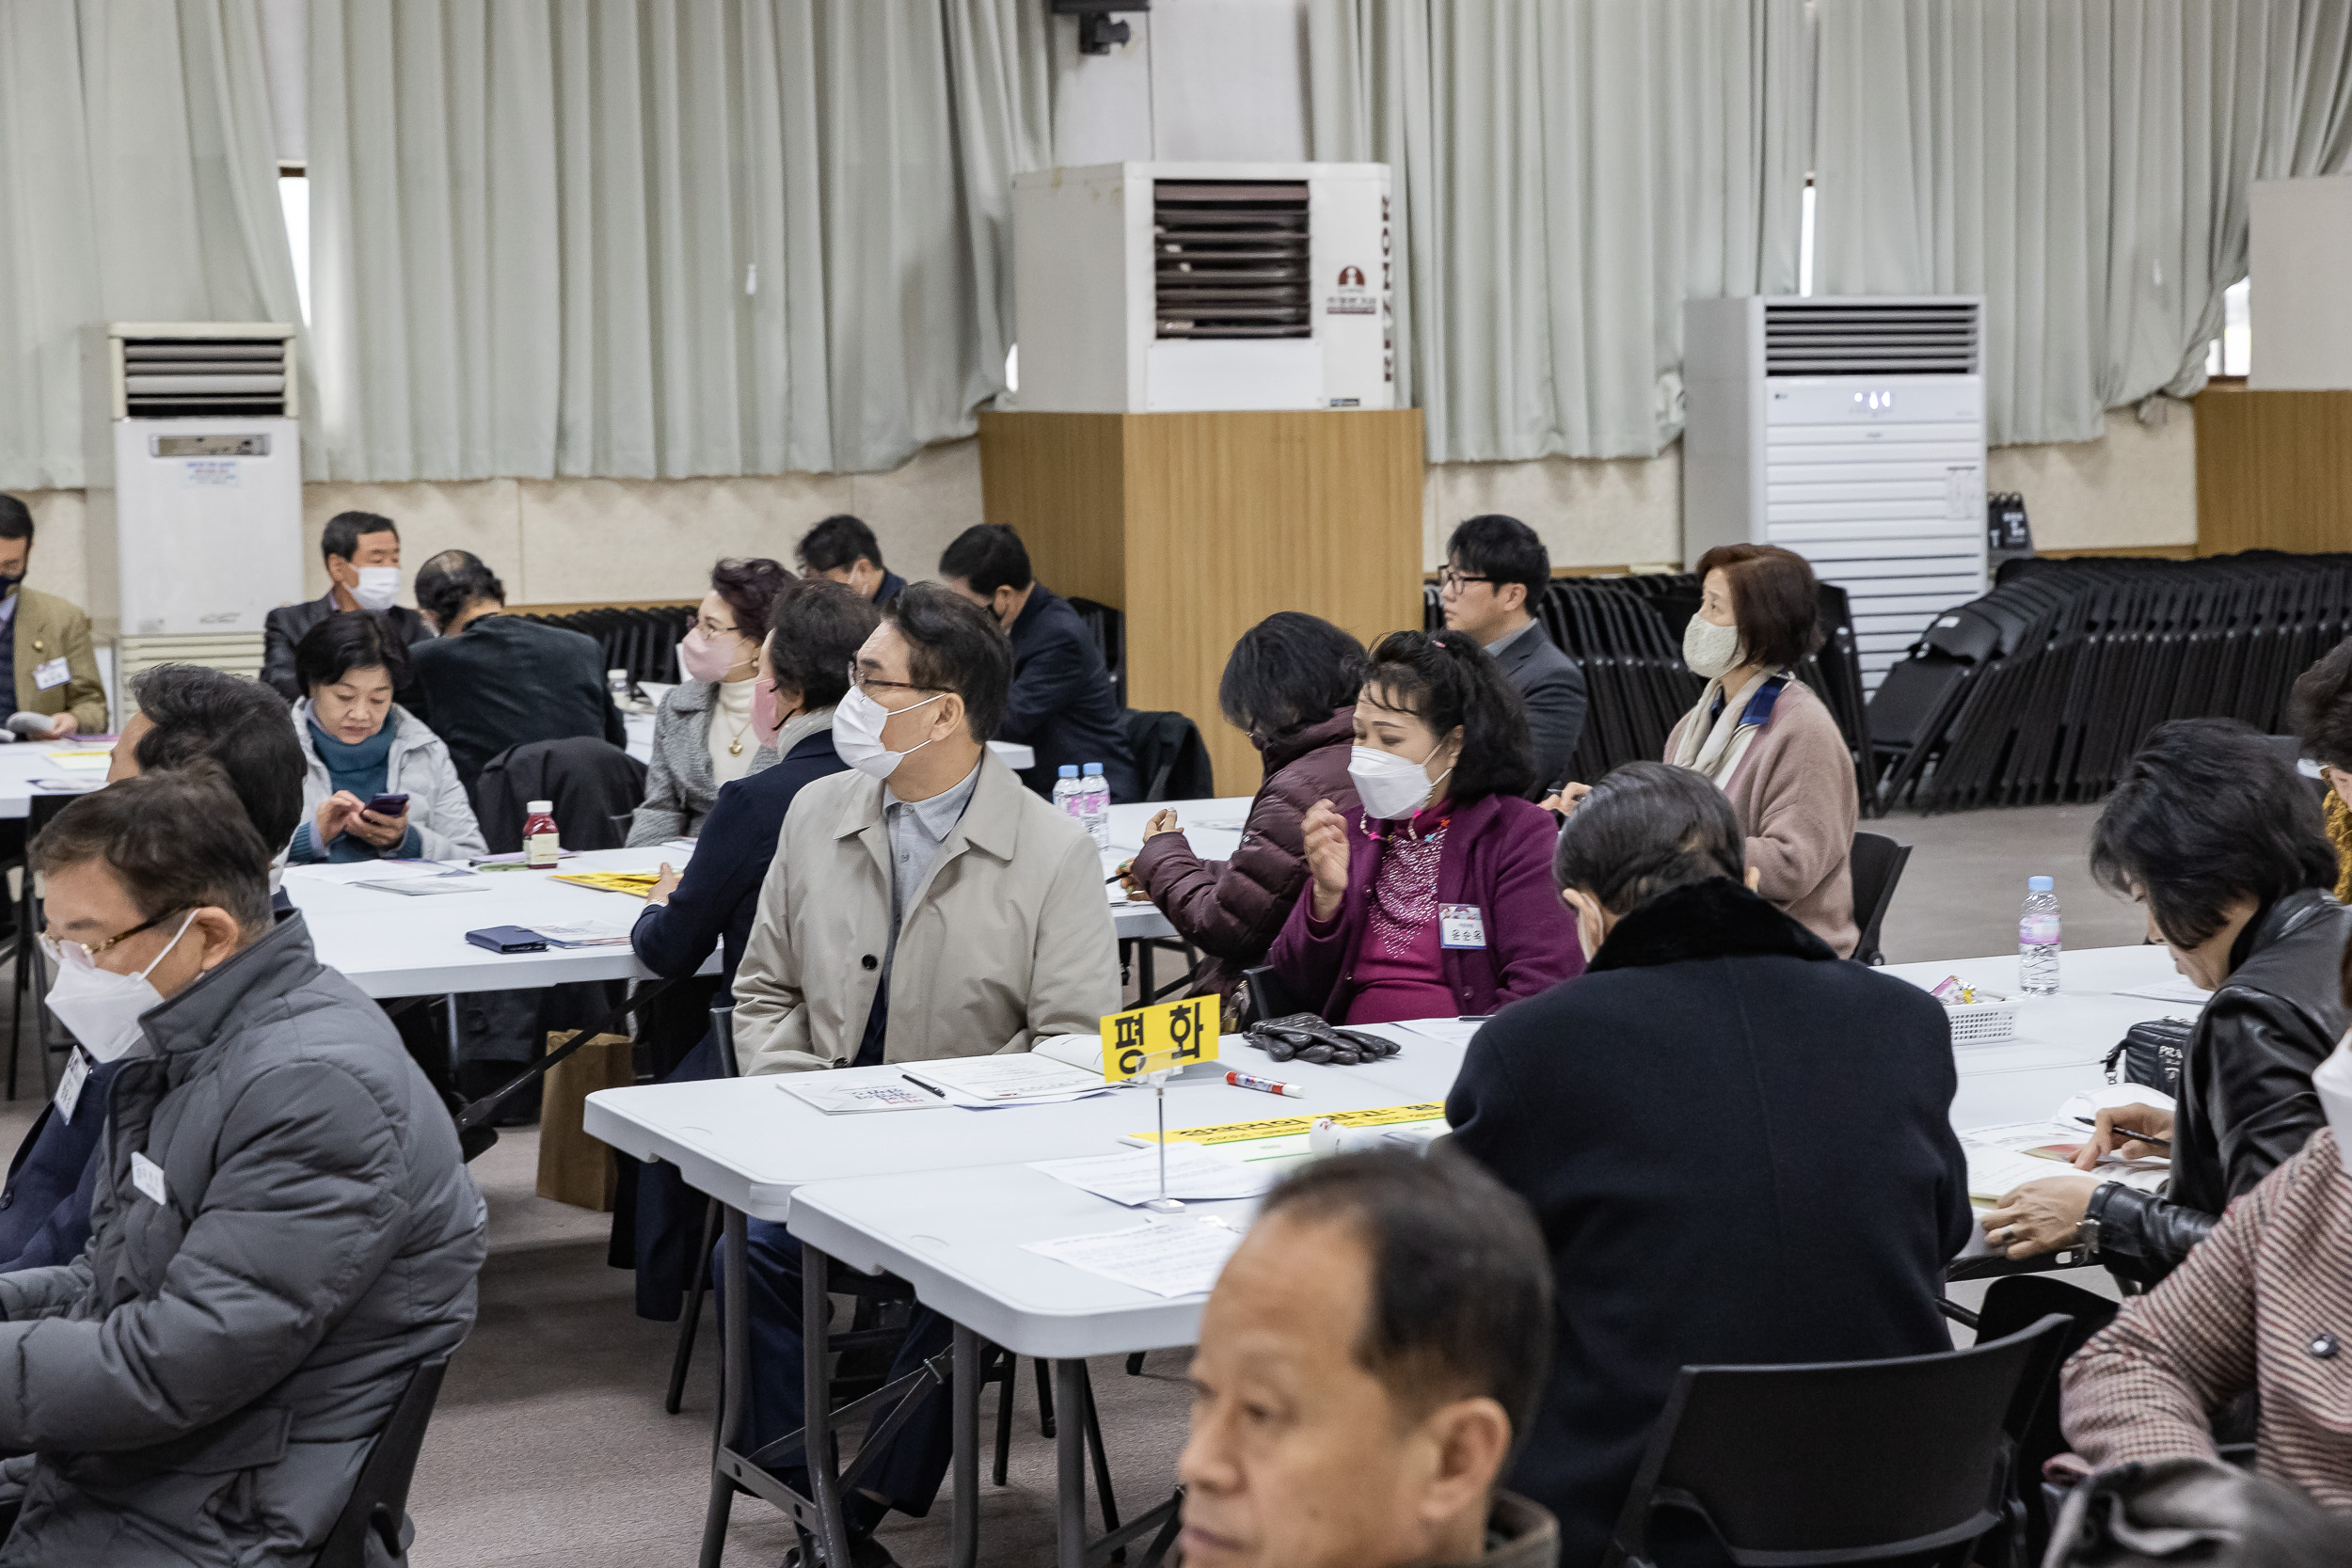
[1099,995,1220,1083]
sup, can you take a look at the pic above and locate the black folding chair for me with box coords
[1601,1313,2071,1568]
[315,1358,450,1568]
[1848,832,1912,967]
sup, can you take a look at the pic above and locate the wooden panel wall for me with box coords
[2194,383,2352,555]
[979,409,1425,794]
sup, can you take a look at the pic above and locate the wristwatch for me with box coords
[2078,1180,2122,1260]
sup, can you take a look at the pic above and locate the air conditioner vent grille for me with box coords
[1764,301,1980,376]
[1154,180,1311,340]
[121,336,289,417]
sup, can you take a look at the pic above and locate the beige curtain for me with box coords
[0,0,301,490]
[1815,0,2352,445]
[308,0,1051,484]
[1306,0,1812,463]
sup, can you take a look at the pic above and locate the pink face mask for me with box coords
[751,677,785,751]
[678,626,747,685]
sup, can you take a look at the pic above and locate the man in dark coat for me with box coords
[260,511,435,706]
[406,549,628,788]
[1446,762,1970,1565]
[0,768,483,1567]
[939,523,1139,801]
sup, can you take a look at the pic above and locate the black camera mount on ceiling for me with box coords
[1050,0,1151,55]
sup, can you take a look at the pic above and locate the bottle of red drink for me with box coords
[522,799,560,868]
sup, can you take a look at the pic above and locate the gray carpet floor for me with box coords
[0,800,2153,1567]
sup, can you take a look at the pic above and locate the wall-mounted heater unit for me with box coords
[83,323,303,692]
[1683,296,1987,692]
[1011,162,1392,413]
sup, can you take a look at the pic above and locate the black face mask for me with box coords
[0,574,23,597]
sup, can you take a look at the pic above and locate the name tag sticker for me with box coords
[54,1048,88,1123]
[33,657,69,690]
[1438,904,1486,950]
[130,1151,167,1207]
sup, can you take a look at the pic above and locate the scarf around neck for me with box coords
[1670,669,1785,783]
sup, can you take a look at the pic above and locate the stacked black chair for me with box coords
[510,604,694,685]
[1420,575,1875,797]
[1069,596,1128,708]
[1870,552,2352,813]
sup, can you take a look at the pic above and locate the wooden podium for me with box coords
[977,409,1425,795]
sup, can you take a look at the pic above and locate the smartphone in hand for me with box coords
[362,793,410,818]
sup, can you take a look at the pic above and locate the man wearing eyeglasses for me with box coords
[1438,515,1587,798]
[724,582,1119,1563]
[0,766,485,1564]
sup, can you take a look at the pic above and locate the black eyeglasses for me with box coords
[1438,570,1494,593]
[846,664,942,699]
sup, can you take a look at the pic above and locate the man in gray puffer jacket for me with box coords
[0,766,486,1565]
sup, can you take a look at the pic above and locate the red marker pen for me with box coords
[1226,1070,1304,1099]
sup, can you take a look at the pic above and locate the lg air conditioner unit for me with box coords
[1011,162,1393,413]
[1683,296,1988,692]
[83,323,303,688]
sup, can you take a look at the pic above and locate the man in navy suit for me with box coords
[1439,514,1588,797]
[939,523,1139,802]
[0,668,304,1272]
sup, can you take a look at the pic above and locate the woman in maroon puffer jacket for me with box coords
[1126,613,1368,1006]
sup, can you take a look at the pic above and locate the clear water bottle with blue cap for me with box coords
[1079,762,1111,849]
[2020,875,2060,995]
[1052,765,1083,823]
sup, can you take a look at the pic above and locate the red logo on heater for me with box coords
[1337,265,1365,288]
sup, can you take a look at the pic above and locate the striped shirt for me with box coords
[2063,1127,2352,1507]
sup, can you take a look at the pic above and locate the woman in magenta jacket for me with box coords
[1266,629,1582,1023]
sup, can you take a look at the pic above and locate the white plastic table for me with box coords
[281,847,716,997]
[0,739,116,819]
[596,942,2191,1568]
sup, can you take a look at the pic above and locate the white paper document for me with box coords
[1024,1217,1244,1298]
[1030,1143,1276,1206]
[527,922,635,948]
[899,1054,1107,1105]
[776,1071,945,1115]
[2112,975,2210,1006]
[1391,1016,1482,1050]
[358,870,491,896]
[1961,1119,2169,1205]
[285,857,452,885]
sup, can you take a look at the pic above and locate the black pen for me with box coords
[2074,1116,2169,1148]
[901,1073,946,1099]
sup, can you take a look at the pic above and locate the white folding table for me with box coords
[0,740,116,820]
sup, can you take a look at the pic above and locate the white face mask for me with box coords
[1348,743,1453,822]
[2312,1032,2352,1179]
[352,567,402,612]
[45,911,199,1065]
[832,686,946,782]
[1683,614,1743,681]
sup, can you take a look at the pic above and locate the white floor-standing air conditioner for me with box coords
[1683,296,1988,692]
[82,323,303,697]
[1011,162,1393,413]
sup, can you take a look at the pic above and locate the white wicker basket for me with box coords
[1946,998,2021,1046]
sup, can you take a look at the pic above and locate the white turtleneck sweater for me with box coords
[707,676,758,785]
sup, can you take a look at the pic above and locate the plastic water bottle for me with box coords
[2020,875,2060,995]
[1080,763,1112,850]
[1052,765,1084,826]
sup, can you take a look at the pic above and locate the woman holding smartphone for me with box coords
[288,610,486,863]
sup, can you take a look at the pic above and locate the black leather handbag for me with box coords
[2045,1458,2352,1566]
[2104,1019,2192,1097]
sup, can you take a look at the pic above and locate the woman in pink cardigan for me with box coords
[1663,545,1859,957]
[1265,630,1581,1024]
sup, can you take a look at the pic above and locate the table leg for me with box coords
[1138,942,1156,1004]
[1055,1358,1087,1568]
[803,1244,853,1568]
[951,1323,980,1568]
[697,1206,749,1568]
